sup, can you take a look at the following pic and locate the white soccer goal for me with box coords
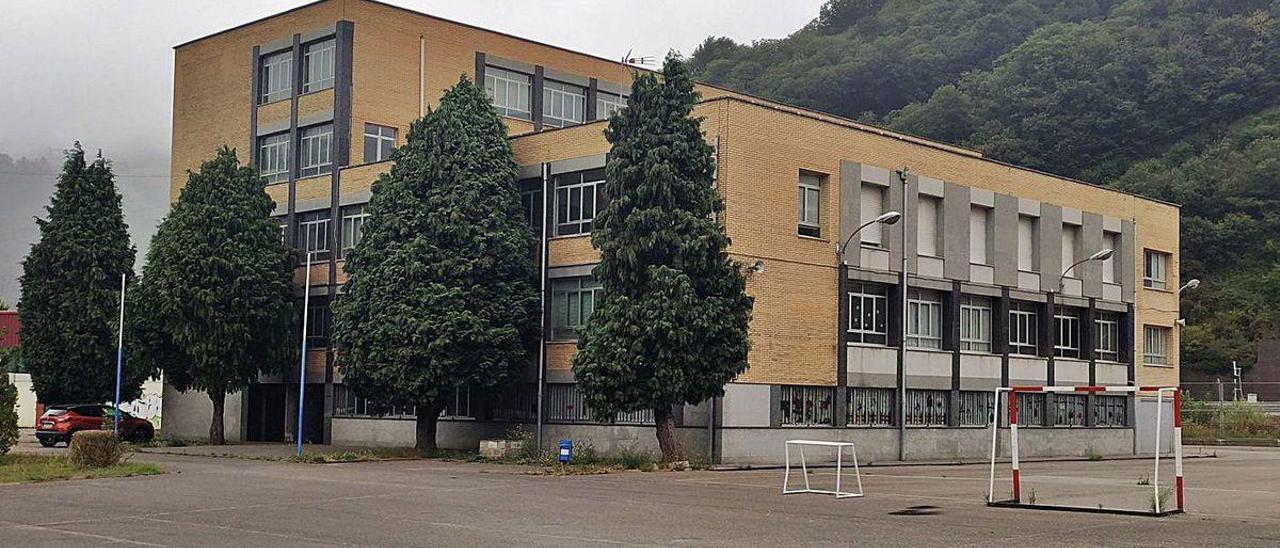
[987,385,1184,516]
[782,440,864,499]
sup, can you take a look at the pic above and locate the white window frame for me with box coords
[1054,307,1082,358]
[257,133,290,184]
[298,124,333,178]
[1143,325,1169,365]
[1095,312,1120,362]
[554,169,605,236]
[340,204,370,256]
[302,38,335,93]
[959,295,992,352]
[363,123,397,163]
[847,282,889,345]
[484,66,532,120]
[906,289,944,349]
[298,211,330,259]
[1009,301,1039,356]
[860,184,886,247]
[542,80,586,128]
[1144,250,1168,290]
[798,173,822,238]
[596,91,626,119]
[259,50,293,104]
[551,277,603,341]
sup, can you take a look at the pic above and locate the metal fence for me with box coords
[957,391,995,426]
[1180,381,1280,444]
[904,389,949,426]
[847,387,894,426]
[780,385,835,426]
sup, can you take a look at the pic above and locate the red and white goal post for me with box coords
[986,385,1184,516]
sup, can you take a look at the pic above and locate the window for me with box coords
[906,288,943,349]
[1143,325,1169,365]
[1017,215,1038,272]
[298,124,333,177]
[1008,301,1039,356]
[554,169,606,236]
[298,210,330,260]
[860,184,886,247]
[1095,312,1120,362]
[1015,392,1046,426]
[1103,232,1120,283]
[305,298,331,348]
[257,133,290,184]
[440,386,473,420]
[905,389,949,426]
[1053,394,1087,426]
[797,172,822,238]
[340,204,369,256]
[596,91,626,119]
[259,49,292,104]
[969,206,992,265]
[1054,307,1082,358]
[551,277,602,340]
[334,385,417,418]
[1094,395,1128,427]
[484,66,532,120]
[916,195,941,257]
[542,80,586,128]
[847,387,894,426]
[959,295,992,352]
[276,217,288,244]
[519,179,542,232]
[847,282,889,345]
[363,124,397,163]
[957,391,995,426]
[545,383,653,424]
[1144,250,1168,289]
[1061,224,1081,276]
[780,385,834,426]
[302,38,335,93]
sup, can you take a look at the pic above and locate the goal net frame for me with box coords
[986,385,1184,517]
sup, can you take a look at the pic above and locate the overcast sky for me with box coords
[0,0,824,305]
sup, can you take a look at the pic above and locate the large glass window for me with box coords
[259,50,292,104]
[484,66,532,120]
[596,91,626,119]
[860,184,886,247]
[959,295,992,352]
[970,206,992,265]
[298,210,330,260]
[305,298,331,348]
[340,204,369,257]
[847,282,889,345]
[906,288,943,349]
[542,80,586,128]
[798,172,823,238]
[551,277,603,340]
[363,123,397,163]
[1054,307,1082,358]
[1143,325,1169,365]
[1095,311,1120,362]
[519,179,542,232]
[1009,301,1039,356]
[554,169,606,236]
[257,133,290,184]
[916,195,941,257]
[302,38,335,93]
[298,124,333,178]
[1017,215,1038,272]
[1144,250,1168,289]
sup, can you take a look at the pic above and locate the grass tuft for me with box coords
[0,453,162,484]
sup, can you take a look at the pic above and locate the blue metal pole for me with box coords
[296,253,313,458]
[114,273,125,434]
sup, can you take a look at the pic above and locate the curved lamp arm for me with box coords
[1057,248,1114,291]
[836,211,902,258]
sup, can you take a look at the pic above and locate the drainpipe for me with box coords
[536,162,550,452]
[897,168,909,461]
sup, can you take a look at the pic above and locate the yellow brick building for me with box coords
[165,0,1181,462]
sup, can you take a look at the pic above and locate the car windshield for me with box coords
[43,409,68,416]
[74,406,104,417]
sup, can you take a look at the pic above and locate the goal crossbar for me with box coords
[986,385,1184,517]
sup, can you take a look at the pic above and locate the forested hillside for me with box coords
[692,0,1280,373]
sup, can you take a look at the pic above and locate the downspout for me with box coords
[536,162,550,452]
[897,168,909,461]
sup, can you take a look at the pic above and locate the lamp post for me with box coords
[1048,248,1114,424]
[1178,279,1200,294]
[835,211,901,431]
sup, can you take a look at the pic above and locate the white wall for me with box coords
[8,373,36,427]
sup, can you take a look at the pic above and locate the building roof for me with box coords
[0,310,19,348]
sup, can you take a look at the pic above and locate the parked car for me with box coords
[34,404,154,447]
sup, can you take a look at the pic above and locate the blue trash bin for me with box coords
[558,439,573,463]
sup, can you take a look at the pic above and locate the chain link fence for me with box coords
[1180,381,1280,446]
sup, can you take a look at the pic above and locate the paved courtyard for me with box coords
[2,440,1278,547]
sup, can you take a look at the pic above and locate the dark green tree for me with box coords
[131,147,295,444]
[20,144,141,405]
[572,55,754,463]
[332,76,540,454]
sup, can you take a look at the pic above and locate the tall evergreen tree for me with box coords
[20,144,141,405]
[333,76,539,454]
[572,55,753,463]
[131,147,295,444]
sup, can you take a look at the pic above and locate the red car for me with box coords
[35,404,155,447]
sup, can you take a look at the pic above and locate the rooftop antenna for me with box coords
[620,49,656,88]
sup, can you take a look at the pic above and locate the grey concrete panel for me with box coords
[839,160,862,267]
[993,193,1019,287]
[549,154,607,175]
[888,172,906,272]
[1038,204,1063,292]
[1121,220,1136,302]
[902,174,919,272]
[1082,212,1105,298]
[943,182,970,280]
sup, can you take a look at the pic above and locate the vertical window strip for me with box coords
[363,124,397,163]
[959,296,992,352]
[1143,326,1168,365]
[847,282,888,345]
[299,124,333,177]
[542,80,586,127]
[1009,301,1038,356]
[906,289,943,349]
[798,173,822,237]
[1054,308,1081,358]
[550,277,602,340]
[302,39,335,92]
[257,133,290,184]
[259,50,293,104]
[1094,313,1119,361]
[340,204,369,254]
[484,66,532,120]
[554,170,605,235]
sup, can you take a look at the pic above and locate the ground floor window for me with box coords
[1053,394,1087,426]
[957,391,995,426]
[333,385,473,419]
[490,383,538,421]
[780,385,834,426]
[1014,392,1046,426]
[543,383,654,425]
[847,387,894,426]
[905,389,949,426]
[1094,395,1129,427]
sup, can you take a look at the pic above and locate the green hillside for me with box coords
[692,0,1280,373]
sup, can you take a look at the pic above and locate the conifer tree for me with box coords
[20,144,141,405]
[572,55,753,463]
[131,147,295,444]
[333,76,539,454]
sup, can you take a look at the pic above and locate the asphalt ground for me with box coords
[2,439,1278,547]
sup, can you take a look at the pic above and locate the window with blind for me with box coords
[917,195,941,257]
[969,206,992,265]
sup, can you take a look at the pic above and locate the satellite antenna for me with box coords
[620,49,656,85]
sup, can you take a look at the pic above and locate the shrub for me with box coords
[68,430,123,468]
[0,376,18,454]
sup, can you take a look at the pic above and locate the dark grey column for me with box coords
[322,21,355,446]
[1084,298,1097,427]
[838,161,863,267]
[1044,292,1056,426]
[998,287,1011,387]
[1082,213,1105,298]
[1121,220,1137,303]
[948,280,962,427]
[943,183,970,281]
[993,194,1019,287]
[835,264,849,428]
[902,175,920,273]
[888,174,906,273]
[250,45,260,164]
[586,77,599,121]
[532,65,545,131]
[1038,204,1063,293]
[286,33,302,248]
[1124,302,1136,429]
[474,52,486,83]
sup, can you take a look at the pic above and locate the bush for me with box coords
[68,431,123,468]
[0,376,17,454]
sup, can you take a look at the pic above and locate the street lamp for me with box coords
[836,211,902,260]
[1179,279,1200,293]
[1058,248,1114,292]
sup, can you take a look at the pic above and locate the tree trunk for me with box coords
[208,390,226,445]
[654,405,686,463]
[414,401,444,456]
